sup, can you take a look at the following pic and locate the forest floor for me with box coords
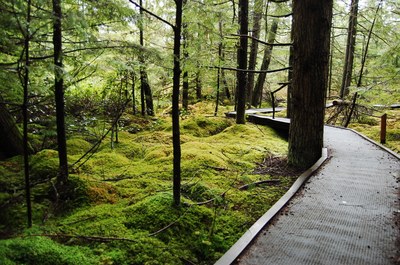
[0,101,399,265]
[0,102,297,265]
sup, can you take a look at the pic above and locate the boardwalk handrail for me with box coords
[271,82,289,119]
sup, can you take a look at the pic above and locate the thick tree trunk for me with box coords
[288,0,333,169]
[340,0,359,98]
[172,0,183,207]
[246,0,263,106]
[252,19,278,107]
[53,0,69,186]
[236,0,248,124]
[287,20,294,118]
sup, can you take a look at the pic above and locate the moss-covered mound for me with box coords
[0,103,291,264]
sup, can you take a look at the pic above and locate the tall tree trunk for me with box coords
[357,0,382,88]
[340,0,359,98]
[182,7,189,110]
[218,18,230,101]
[131,72,136,115]
[287,20,294,118]
[195,71,202,100]
[246,0,263,106]
[252,19,278,107]
[139,0,154,116]
[288,0,333,169]
[23,0,32,228]
[222,70,230,100]
[141,71,154,115]
[53,0,69,186]
[172,0,183,207]
[236,0,248,124]
[182,71,189,109]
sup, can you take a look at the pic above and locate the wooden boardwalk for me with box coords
[216,117,400,265]
[225,108,289,134]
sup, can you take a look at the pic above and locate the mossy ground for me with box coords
[0,102,291,265]
[349,109,400,153]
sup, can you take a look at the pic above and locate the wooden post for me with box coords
[380,113,387,144]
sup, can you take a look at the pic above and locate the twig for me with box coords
[25,233,139,243]
[238,179,280,190]
[148,205,193,237]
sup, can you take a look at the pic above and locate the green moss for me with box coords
[181,116,233,137]
[349,110,400,153]
[1,103,293,264]
[30,149,59,180]
[0,236,100,265]
[67,138,92,155]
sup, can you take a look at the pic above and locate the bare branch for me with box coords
[230,34,292,47]
[127,0,174,29]
[209,65,291,74]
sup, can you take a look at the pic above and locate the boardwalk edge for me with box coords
[214,148,329,265]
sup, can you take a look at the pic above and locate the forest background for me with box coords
[0,0,399,264]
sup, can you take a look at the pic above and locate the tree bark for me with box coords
[141,71,154,115]
[195,71,202,100]
[172,0,183,207]
[287,19,294,118]
[139,0,154,116]
[182,7,189,110]
[53,0,69,186]
[340,0,359,98]
[252,19,278,107]
[246,0,263,106]
[23,0,32,228]
[131,72,136,115]
[288,0,333,169]
[236,0,248,124]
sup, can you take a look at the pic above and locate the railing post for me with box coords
[380,113,387,144]
[271,92,275,119]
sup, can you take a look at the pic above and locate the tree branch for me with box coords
[209,65,291,74]
[127,0,174,29]
[230,34,292,47]
[238,179,280,190]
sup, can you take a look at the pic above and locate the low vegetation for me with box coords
[0,102,294,265]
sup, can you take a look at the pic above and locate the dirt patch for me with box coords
[253,155,304,177]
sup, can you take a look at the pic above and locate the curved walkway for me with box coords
[220,126,400,264]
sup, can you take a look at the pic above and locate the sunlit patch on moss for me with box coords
[67,138,92,155]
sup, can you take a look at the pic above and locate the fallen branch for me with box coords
[24,233,139,243]
[238,179,280,190]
